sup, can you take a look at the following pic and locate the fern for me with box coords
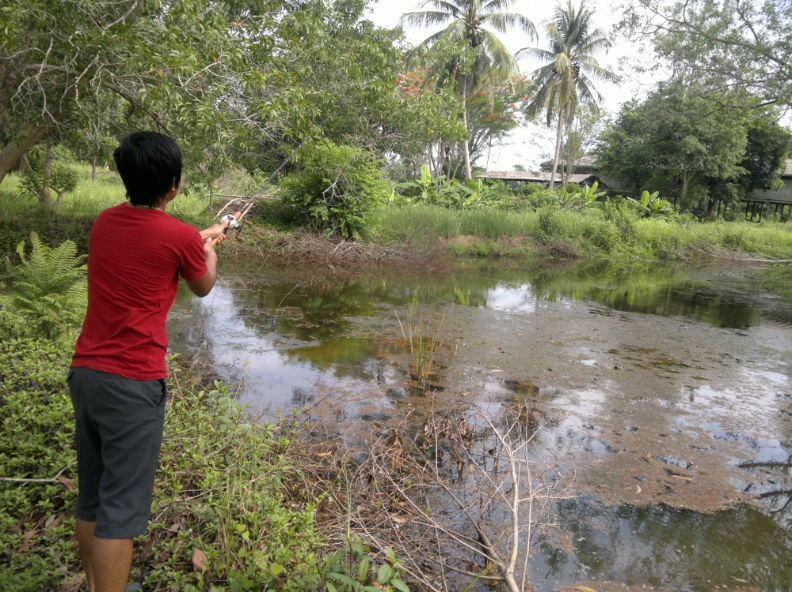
[4,232,86,339]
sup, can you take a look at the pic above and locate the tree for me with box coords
[0,0,287,186]
[596,83,750,210]
[558,105,603,187]
[518,1,617,188]
[402,0,536,179]
[622,0,792,107]
[245,1,467,180]
[735,112,792,197]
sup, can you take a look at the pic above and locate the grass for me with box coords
[0,316,409,591]
[373,204,792,261]
[0,168,226,257]
[396,309,444,389]
[2,165,791,263]
[0,315,326,590]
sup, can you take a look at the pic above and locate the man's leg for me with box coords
[70,369,167,591]
[92,536,133,592]
[76,519,97,591]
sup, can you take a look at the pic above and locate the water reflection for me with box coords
[535,500,792,592]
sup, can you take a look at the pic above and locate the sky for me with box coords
[364,0,664,170]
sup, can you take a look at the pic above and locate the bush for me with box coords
[0,314,80,591]
[2,233,86,340]
[280,142,388,240]
[19,145,79,209]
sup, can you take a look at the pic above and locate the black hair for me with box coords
[113,131,183,207]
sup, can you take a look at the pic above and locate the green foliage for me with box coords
[280,142,388,240]
[736,113,792,196]
[0,316,79,591]
[398,168,529,210]
[595,83,787,212]
[561,182,607,209]
[3,233,86,340]
[375,202,792,261]
[616,190,678,220]
[324,541,411,592]
[19,145,79,210]
[140,374,327,591]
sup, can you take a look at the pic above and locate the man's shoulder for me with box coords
[158,214,201,240]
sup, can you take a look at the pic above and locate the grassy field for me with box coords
[373,204,792,261]
[2,169,791,262]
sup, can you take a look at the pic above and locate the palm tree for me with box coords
[402,0,536,180]
[518,1,618,188]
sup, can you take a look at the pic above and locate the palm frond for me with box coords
[417,0,464,14]
[401,10,455,28]
[516,46,554,61]
[481,0,517,12]
[576,56,620,83]
[483,12,536,39]
[479,30,520,78]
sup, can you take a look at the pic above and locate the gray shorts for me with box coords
[68,367,168,539]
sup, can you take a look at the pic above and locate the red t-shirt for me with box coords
[72,203,208,380]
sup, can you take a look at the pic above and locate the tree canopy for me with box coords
[596,82,791,210]
[623,0,792,107]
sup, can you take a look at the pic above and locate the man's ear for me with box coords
[165,181,180,201]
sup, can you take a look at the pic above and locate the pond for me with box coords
[169,260,792,592]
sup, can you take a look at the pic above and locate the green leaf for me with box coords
[391,579,410,592]
[377,564,393,583]
[357,556,370,583]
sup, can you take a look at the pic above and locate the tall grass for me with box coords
[373,204,792,260]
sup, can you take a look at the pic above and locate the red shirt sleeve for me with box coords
[179,229,208,281]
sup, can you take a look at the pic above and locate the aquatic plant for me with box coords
[396,309,444,389]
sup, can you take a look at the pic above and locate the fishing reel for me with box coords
[220,213,243,234]
[218,202,253,241]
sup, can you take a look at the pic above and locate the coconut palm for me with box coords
[402,0,536,179]
[518,1,618,187]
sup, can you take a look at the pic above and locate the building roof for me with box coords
[477,171,601,184]
[784,158,792,177]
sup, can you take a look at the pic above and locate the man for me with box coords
[69,131,229,592]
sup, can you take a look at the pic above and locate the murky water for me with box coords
[169,260,792,591]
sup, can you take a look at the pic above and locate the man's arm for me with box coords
[186,227,227,297]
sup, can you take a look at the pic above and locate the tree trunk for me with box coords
[462,78,472,181]
[0,124,53,185]
[37,144,54,209]
[550,110,564,189]
[680,173,690,206]
[91,157,97,182]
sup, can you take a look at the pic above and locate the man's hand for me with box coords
[203,232,227,255]
[200,219,230,241]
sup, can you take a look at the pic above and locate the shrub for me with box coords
[538,207,563,243]
[20,145,79,210]
[279,142,388,240]
[3,233,86,340]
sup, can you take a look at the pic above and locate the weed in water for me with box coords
[396,309,443,389]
